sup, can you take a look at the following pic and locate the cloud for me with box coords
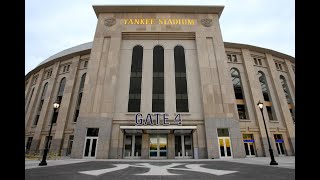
[25,0,294,75]
[220,0,294,56]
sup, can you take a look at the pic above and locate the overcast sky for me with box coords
[25,0,294,75]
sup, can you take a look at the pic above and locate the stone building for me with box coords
[25,5,295,159]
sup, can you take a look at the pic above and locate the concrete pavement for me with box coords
[25,156,295,170]
[220,156,295,169]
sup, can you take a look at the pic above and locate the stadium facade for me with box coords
[25,5,295,159]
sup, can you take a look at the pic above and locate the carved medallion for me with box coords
[201,18,213,27]
[104,17,116,27]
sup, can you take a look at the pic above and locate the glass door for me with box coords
[124,135,142,158]
[149,135,167,159]
[275,142,286,156]
[83,128,99,158]
[217,128,232,158]
[274,134,286,156]
[244,142,256,157]
[149,136,158,157]
[83,137,98,158]
[175,135,193,158]
[218,137,232,158]
[159,136,167,157]
[243,134,256,157]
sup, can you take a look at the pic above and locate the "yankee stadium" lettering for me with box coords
[123,18,195,25]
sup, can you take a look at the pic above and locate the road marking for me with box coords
[135,163,183,175]
[79,164,130,176]
[183,164,238,175]
[78,163,238,176]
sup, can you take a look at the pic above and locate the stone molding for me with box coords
[201,18,213,27]
[104,17,116,27]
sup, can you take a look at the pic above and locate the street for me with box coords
[25,160,295,180]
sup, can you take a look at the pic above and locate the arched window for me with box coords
[74,73,86,122]
[258,71,275,120]
[231,68,244,99]
[52,77,66,123]
[174,46,189,112]
[57,77,66,100]
[26,87,34,111]
[280,76,292,104]
[152,45,164,112]
[280,75,295,122]
[230,68,247,119]
[128,45,143,112]
[41,83,48,98]
[258,72,270,101]
[34,83,48,125]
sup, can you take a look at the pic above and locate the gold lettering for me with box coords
[188,19,195,25]
[123,18,195,25]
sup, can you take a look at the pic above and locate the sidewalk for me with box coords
[219,156,295,169]
[25,157,88,169]
[25,156,295,170]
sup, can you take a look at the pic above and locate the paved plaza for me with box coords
[25,156,295,180]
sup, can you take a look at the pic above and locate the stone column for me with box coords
[195,14,245,159]
[140,48,153,114]
[51,56,80,154]
[141,133,149,159]
[25,69,45,129]
[109,124,121,158]
[265,53,295,155]
[73,32,122,159]
[118,130,124,159]
[241,48,273,157]
[164,48,176,114]
[192,129,199,159]
[196,124,207,158]
[284,59,295,96]
[25,77,32,105]
[29,62,60,154]
[167,133,175,159]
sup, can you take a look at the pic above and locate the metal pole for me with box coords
[39,109,55,166]
[260,108,278,165]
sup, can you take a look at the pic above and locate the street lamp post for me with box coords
[257,101,278,165]
[39,102,60,166]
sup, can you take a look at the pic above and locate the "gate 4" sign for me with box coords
[135,113,182,126]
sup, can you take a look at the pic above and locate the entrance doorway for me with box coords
[83,137,98,158]
[175,135,193,158]
[149,135,167,159]
[274,134,286,156]
[83,128,99,158]
[124,135,142,158]
[218,137,232,158]
[243,134,256,157]
[217,128,232,158]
